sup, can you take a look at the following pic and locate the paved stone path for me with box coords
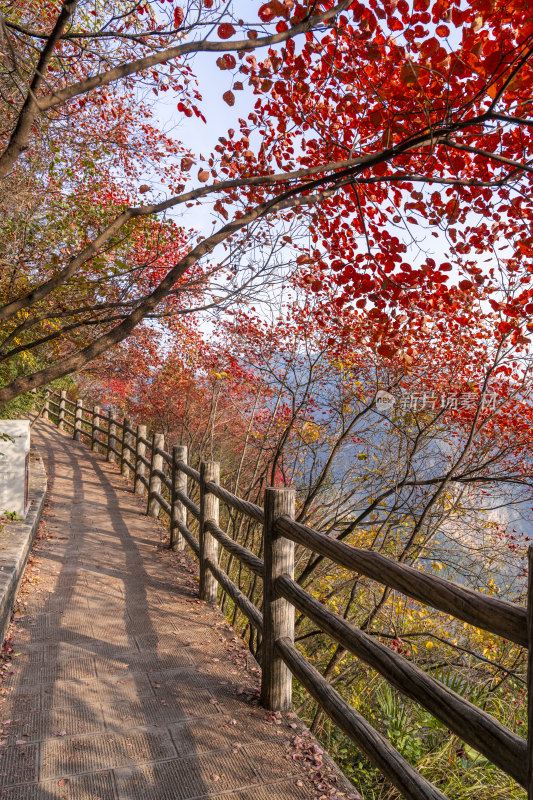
[0,421,353,800]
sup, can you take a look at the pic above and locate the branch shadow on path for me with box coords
[0,420,317,800]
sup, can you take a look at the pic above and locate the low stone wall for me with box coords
[0,452,47,644]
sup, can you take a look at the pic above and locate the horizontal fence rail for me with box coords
[275,635,450,800]
[42,390,531,800]
[276,574,526,785]
[275,516,528,648]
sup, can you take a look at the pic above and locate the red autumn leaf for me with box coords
[180,157,193,171]
[377,343,397,358]
[203,0,213,6]
[222,90,235,106]
[139,184,150,193]
[507,72,526,92]
[366,44,381,61]
[198,169,210,182]
[400,63,420,85]
[174,7,184,27]
[435,24,450,37]
[257,3,278,22]
[217,23,236,39]
[217,54,236,71]
[214,199,229,219]
[420,37,439,58]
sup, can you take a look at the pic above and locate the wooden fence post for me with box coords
[73,399,83,441]
[42,392,50,421]
[527,544,533,800]
[107,416,117,463]
[147,433,164,517]
[58,390,67,430]
[134,424,147,496]
[91,405,100,451]
[260,486,295,711]
[199,461,220,603]
[121,418,132,479]
[170,445,187,551]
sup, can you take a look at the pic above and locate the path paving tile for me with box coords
[0,421,356,799]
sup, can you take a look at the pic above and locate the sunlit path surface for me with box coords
[0,421,334,800]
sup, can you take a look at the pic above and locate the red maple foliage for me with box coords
[0,0,532,409]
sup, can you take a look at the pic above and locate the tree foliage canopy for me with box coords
[0,0,532,403]
[2,2,533,795]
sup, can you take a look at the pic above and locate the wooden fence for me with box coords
[41,389,531,800]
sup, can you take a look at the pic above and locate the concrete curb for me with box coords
[0,451,47,644]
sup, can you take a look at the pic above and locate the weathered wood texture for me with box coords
[177,460,200,482]
[199,461,220,604]
[152,467,171,490]
[134,424,147,496]
[175,489,200,520]
[261,487,295,712]
[107,416,117,464]
[171,445,187,551]
[204,518,264,577]
[151,490,171,516]
[206,556,263,633]
[155,445,172,464]
[121,418,132,479]
[147,432,164,518]
[91,405,100,451]
[205,480,264,523]
[73,399,83,441]
[122,456,135,474]
[58,390,66,430]
[176,519,200,555]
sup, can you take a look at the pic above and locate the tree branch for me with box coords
[0,0,78,179]
[0,1,350,179]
